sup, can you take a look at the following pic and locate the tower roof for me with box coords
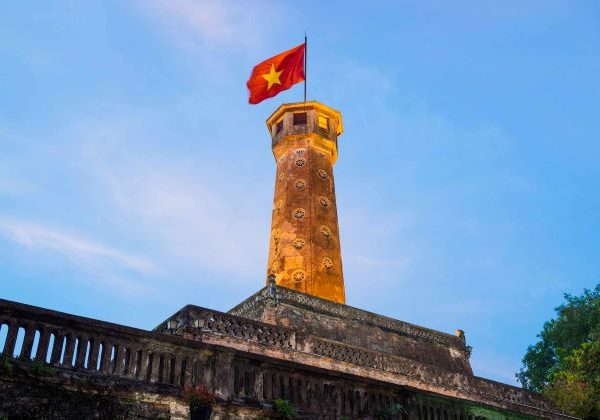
[265,100,343,136]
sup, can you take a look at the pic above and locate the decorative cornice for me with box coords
[229,286,466,351]
[166,303,568,418]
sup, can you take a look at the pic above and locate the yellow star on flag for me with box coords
[262,64,283,90]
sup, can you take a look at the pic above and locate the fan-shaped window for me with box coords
[320,225,332,238]
[292,270,305,282]
[319,196,330,209]
[293,208,306,220]
[292,237,305,249]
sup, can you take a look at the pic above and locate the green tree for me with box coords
[517,284,600,418]
[544,340,600,419]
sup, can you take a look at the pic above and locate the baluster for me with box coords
[50,333,64,364]
[255,368,264,402]
[193,358,201,386]
[299,378,306,407]
[213,351,234,400]
[3,322,18,356]
[137,349,148,380]
[113,343,125,375]
[183,355,193,386]
[74,335,87,369]
[75,335,87,369]
[35,327,51,362]
[120,346,135,376]
[149,352,160,382]
[162,352,171,384]
[87,338,99,370]
[201,356,213,388]
[110,344,120,374]
[263,369,272,401]
[62,333,75,367]
[100,342,112,373]
[173,354,182,385]
[20,324,36,359]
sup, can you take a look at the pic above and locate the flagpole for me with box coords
[304,32,307,103]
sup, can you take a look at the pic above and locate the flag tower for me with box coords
[265,101,346,304]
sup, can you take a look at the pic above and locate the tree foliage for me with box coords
[517,284,600,418]
[544,340,600,418]
[273,399,297,419]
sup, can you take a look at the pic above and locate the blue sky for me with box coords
[1,0,599,385]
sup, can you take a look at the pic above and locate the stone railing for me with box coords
[163,303,572,419]
[154,305,296,349]
[0,299,408,419]
[0,299,211,388]
[1,298,573,419]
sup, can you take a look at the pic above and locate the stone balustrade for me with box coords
[0,299,211,388]
[155,305,296,350]
[0,299,408,419]
[159,303,573,419]
[0,298,573,419]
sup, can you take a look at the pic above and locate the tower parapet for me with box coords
[265,101,345,304]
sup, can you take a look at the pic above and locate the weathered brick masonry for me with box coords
[1,290,572,419]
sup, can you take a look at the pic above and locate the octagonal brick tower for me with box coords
[266,101,345,304]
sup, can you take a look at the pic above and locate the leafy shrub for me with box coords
[273,399,297,419]
[30,360,55,377]
[375,403,406,420]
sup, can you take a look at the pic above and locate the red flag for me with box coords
[247,43,305,105]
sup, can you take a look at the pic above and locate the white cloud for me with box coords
[0,217,157,275]
[136,0,283,51]
[91,159,268,281]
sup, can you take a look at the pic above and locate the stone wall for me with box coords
[159,289,572,419]
[228,286,472,374]
[1,297,573,419]
[0,298,406,419]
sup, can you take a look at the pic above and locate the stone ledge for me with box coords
[229,285,466,351]
[160,301,571,419]
[189,329,572,419]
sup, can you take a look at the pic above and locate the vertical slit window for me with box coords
[0,323,8,353]
[97,343,104,371]
[46,333,56,363]
[71,337,80,366]
[14,327,25,358]
[59,336,67,364]
[110,345,118,373]
[84,340,91,368]
[31,329,41,359]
